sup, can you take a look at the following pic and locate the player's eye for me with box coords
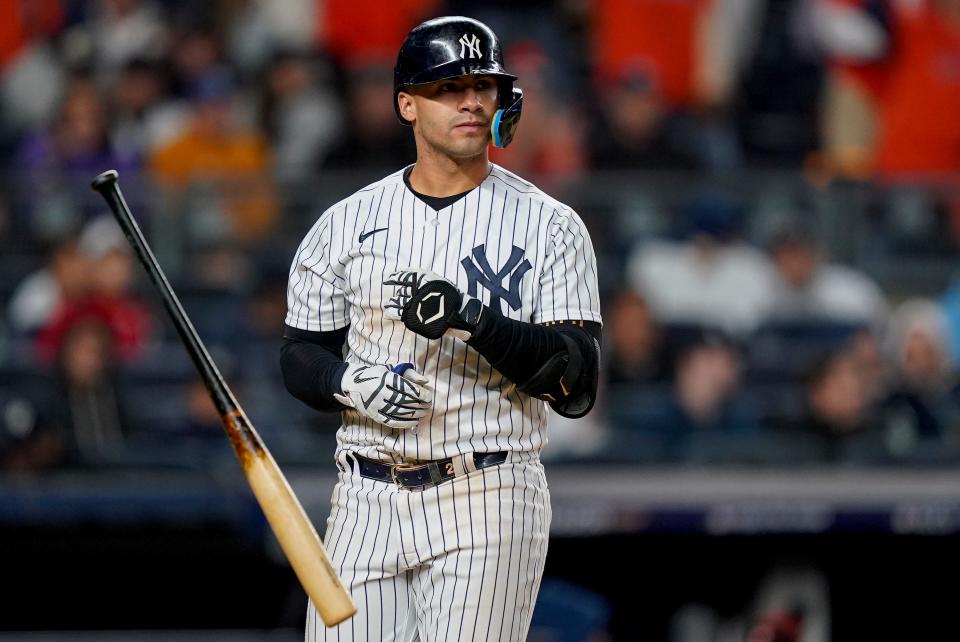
[439,83,457,93]
[475,80,491,90]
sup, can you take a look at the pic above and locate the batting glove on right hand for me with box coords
[333,363,432,430]
[384,269,483,341]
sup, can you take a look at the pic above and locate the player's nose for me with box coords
[459,87,484,112]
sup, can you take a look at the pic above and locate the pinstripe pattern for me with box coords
[285,165,602,461]
[287,164,598,641]
[306,454,550,641]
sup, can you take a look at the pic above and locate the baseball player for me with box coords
[281,16,602,641]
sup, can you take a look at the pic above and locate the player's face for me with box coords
[401,75,499,159]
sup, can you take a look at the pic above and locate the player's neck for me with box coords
[409,151,491,197]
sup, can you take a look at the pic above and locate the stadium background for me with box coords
[2,0,960,640]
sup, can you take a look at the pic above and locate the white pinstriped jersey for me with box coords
[285,164,602,462]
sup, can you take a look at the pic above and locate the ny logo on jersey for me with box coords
[461,245,532,314]
[459,33,482,59]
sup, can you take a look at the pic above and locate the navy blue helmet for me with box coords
[393,16,523,147]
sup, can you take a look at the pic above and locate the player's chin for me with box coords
[446,133,490,156]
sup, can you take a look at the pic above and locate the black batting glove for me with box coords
[384,269,483,341]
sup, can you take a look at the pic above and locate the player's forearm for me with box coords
[467,310,601,417]
[280,327,349,413]
[466,308,566,384]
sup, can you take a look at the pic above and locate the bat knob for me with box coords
[91,170,119,191]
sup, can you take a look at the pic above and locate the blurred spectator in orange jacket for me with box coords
[593,0,713,109]
[149,66,278,242]
[590,0,755,168]
[818,0,960,179]
[317,0,439,65]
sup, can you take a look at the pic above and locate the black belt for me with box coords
[347,451,508,489]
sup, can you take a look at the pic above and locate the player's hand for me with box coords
[384,269,482,341]
[333,363,432,430]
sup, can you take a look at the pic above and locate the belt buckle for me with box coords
[390,462,421,487]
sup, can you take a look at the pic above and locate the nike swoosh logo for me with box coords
[358,228,388,243]
[354,375,379,384]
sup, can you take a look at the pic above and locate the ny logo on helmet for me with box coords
[459,34,482,59]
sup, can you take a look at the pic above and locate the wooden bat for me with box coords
[91,169,356,627]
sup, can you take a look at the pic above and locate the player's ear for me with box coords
[398,91,416,124]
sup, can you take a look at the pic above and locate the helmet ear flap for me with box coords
[491,88,523,148]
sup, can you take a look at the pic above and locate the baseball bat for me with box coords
[90,169,356,627]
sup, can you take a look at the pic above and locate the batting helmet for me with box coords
[393,16,523,148]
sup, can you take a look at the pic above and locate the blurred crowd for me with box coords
[4,0,960,477]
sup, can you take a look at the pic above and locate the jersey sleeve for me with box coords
[533,207,603,325]
[285,213,350,332]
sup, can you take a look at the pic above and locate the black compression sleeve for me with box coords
[465,307,601,390]
[280,324,349,412]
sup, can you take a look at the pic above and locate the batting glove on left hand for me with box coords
[333,363,432,430]
[384,269,483,341]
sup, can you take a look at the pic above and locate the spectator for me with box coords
[814,0,888,178]
[110,58,189,161]
[592,0,714,110]
[796,349,878,461]
[53,317,129,464]
[149,66,279,242]
[626,194,774,336]
[589,63,700,171]
[0,0,66,136]
[146,376,237,462]
[639,331,758,460]
[590,0,749,168]
[321,60,416,172]
[18,74,140,175]
[1,388,66,476]
[734,0,825,164]
[7,235,90,335]
[36,217,154,363]
[604,289,670,386]
[880,299,960,455]
[8,317,130,469]
[759,226,888,326]
[84,0,168,79]
[817,0,960,180]
[167,28,224,100]
[14,74,140,237]
[223,0,316,74]
[260,49,343,180]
